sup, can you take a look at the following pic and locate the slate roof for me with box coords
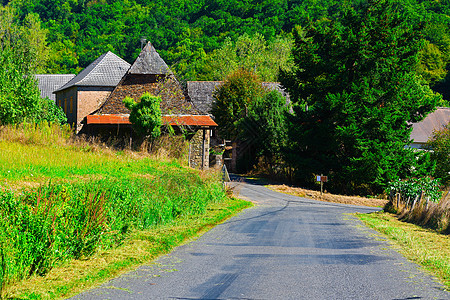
[187,81,291,114]
[35,74,75,101]
[410,107,450,144]
[128,42,171,75]
[97,43,201,116]
[186,81,223,113]
[262,82,291,101]
[55,51,130,92]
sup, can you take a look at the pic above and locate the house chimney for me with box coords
[140,37,147,49]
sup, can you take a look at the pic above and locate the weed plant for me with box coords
[0,122,72,147]
[0,174,226,296]
[385,182,450,234]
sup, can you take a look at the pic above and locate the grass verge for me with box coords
[267,184,387,207]
[6,196,252,299]
[357,211,450,289]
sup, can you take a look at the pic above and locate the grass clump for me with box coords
[385,179,450,234]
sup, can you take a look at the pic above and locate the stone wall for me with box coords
[77,86,114,132]
[55,87,77,126]
[189,129,210,169]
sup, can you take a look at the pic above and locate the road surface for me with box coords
[72,179,449,299]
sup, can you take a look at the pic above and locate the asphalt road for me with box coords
[72,179,449,300]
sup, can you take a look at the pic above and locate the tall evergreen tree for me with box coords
[280,0,441,194]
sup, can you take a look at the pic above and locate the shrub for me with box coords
[0,173,226,291]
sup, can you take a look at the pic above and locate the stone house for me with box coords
[53,51,130,132]
[410,107,450,149]
[85,42,217,169]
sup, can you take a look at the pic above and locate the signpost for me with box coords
[316,175,328,196]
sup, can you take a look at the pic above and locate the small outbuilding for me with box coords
[53,51,130,132]
[85,42,217,169]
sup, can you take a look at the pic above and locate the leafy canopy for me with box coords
[0,5,65,125]
[280,0,441,195]
[123,93,162,139]
[426,122,450,186]
[211,68,267,139]
[240,90,289,160]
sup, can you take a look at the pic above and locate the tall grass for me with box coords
[0,173,226,297]
[0,123,228,298]
[385,191,450,234]
[0,122,72,147]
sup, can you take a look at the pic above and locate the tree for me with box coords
[280,0,441,195]
[0,5,64,125]
[123,93,162,139]
[195,33,293,81]
[211,68,267,139]
[239,89,289,173]
[426,122,450,186]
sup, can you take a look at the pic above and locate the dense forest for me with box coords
[0,0,449,97]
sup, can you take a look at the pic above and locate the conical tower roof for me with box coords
[97,42,201,115]
[128,42,171,75]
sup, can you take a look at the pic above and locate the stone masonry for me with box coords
[189,129,210,170]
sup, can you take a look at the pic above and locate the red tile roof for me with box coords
[162,115,217,126]
[86,114,217,127]
[87,114,130,124]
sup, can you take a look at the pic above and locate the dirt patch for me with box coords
[267,184,388,207]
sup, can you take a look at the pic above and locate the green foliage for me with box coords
[387,177,442,204]
[123,93,162,139]
[193,33,294,81]
[0,126,228,291]
[3,0,363,78]
[3,0,450,86]
[212,69,266,139]
[0,48,41,124]
[240,90,289,162]
[0,6,49,73]
[426,122,450,186]
[0,5,65,125]
[235,89,290,173]
[0,173,226,289]
[280,0,441,195]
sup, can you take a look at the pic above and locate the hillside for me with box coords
[1,0,449,90]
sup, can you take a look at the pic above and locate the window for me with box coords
[69,97,73,113]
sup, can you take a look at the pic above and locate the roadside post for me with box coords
[316,175,328,196]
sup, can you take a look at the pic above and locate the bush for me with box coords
[426,122,450,186]
[387,177,442,205]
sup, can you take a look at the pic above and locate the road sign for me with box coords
[316,176,328,182]
[316,175,328,195]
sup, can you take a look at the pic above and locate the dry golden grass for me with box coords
[388,193,450,234]
[358,212,450,289]
[267,184,388,207]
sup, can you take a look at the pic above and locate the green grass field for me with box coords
[0,123,251,299]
